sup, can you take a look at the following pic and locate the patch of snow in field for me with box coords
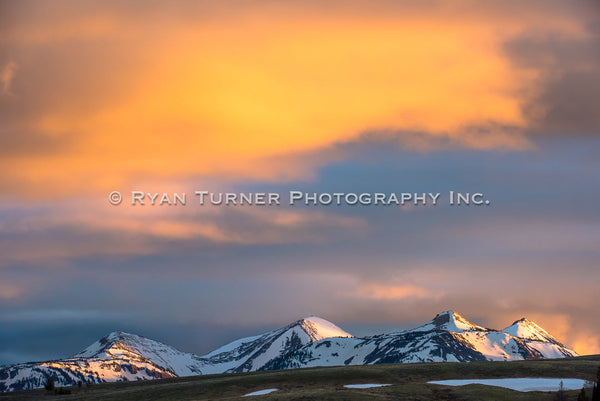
[428,378,587,392]
[242,388,278,396]
[344,384,391,389]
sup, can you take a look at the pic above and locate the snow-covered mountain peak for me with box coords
[296,316,353,340]
[74,331,201,371]
[75,331,149,358]
[107,330,133,338]
[73,331,204,377]
[414,310,488,333]
[198,316,353,373]
[503,318,558,343]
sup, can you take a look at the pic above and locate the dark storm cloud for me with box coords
[505,19,600,136]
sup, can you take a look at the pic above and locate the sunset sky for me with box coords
[1,0,599,364]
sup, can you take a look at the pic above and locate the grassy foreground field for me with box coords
[2,355,599,401]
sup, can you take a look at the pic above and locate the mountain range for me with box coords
[0,311,577,392]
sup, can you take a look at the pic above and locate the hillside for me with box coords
[1,355,598,401]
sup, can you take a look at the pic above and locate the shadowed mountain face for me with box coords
[0,312,577,392]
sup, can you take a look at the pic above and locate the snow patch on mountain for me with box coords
[300,316,353,340]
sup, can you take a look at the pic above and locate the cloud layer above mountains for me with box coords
[0,0,598,364]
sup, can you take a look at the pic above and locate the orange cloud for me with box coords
[0,1,593,199]
[570,335,600,357]
[0,61,17,95]
[356,283,435,300]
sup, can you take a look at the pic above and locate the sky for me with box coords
[0,0,599,365]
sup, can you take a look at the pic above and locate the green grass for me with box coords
[2,355,598,400]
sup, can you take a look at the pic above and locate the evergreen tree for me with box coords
[593,366,600,401]
[555,380,567,401]
[579,387,589,401]
[44,377,55,391]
